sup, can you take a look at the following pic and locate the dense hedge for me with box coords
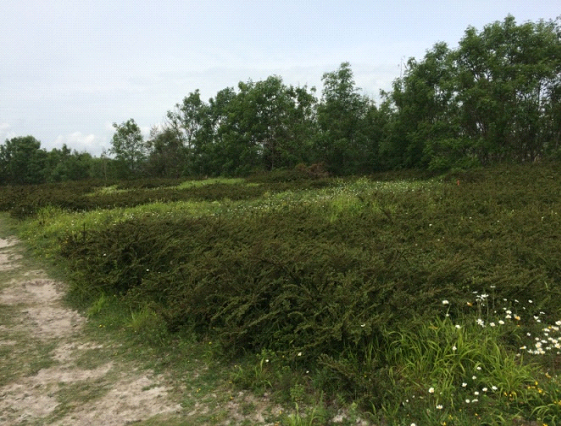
[57,164,561,368]
[0,177,333,219]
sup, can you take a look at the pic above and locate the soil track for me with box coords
[0,233,183,425]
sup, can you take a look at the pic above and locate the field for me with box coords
[2,163,561,425]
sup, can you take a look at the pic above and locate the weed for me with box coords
[86,293,107,318]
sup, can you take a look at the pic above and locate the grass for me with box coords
[3,163,561,424]
[176,177,249,188]
[370,299,558,424]
[0,326,58,387]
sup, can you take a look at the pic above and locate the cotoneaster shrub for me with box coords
[0,177,335,219]
[19,162,561,421]
[58,164,561,362]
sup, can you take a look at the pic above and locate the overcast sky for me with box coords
[1,1,559,156]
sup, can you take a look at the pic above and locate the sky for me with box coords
[1,1,559,157]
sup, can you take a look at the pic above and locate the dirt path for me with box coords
[0,234,184,425]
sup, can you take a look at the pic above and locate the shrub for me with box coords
[25,162,561,422]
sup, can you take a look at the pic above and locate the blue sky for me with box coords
[1,0,559,156]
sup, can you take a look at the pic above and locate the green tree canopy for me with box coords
[109,119,147,178]
[198,76,317,175]
[145,126,187,178]
[316,62,379,174]
[454,15,561,163]
[385,15,561,170]
[44,144,93,182]
[0,136,47,185]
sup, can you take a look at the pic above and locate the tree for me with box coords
[382,16,561,170]
[283,84,318,166]
[44,144,93,182]
[384,43,460,170]
[165,90,214,176]
[109,119,147,178]
[145,126,187,178]
[217,76,317,175]
[316,62,376,174]
[216,79,273,175]
[0,136,47,185]
[455,16,561,162]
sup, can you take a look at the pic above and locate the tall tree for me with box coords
[316,62,375,174]
[218,76,316,175]
[384,43,460,170]
[166,90,215,176]
[109,119,147,178]
[383,16,561,170]
[283,84,318,167]
[0,136,47,185]
[44,144,93,182]
[145,126,187,178]
[455,15,561,162]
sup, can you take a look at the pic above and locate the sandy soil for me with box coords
[0,235,183,425]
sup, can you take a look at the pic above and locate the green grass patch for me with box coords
[176,177,248,188]
[0,332,57,387]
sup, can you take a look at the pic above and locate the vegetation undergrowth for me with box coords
[3,163,561,424]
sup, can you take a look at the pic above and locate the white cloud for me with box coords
[53,132,108,156]
[0,123,16,142]
[140,126,153,140]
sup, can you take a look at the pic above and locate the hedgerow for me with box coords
[0,177,333,219]
[11,162,561,421]
[58,163,561,362]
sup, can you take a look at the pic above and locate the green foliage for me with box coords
[161,78,318,178]
[44,144,93,182]
[109,118,147,178]
[454,16,561,163]
[0,136,48,185]
[282,404,321,426]
[126,306,169,346]
[0,180,101,219]
[216,76,318,175]
[362,302,561,424]
[24,162,559,423]
[246,164,329,183]
[144,127,189,178]
[230,349,279,393]
[387,16,561,170]
[176,177,247,188]
[86,293,108,318]
[316,62,380,174]
[0,178,330,219]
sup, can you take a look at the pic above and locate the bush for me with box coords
[59,164,561,358]
[28,162,561,421]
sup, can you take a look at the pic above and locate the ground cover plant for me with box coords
[0,173,333,220]
[5,162,561,424]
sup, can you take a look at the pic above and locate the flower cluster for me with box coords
[446,293,561,358]
[526,321,561,355]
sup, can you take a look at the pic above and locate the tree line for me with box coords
[1,16,560,185]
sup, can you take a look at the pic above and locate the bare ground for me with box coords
[0,234,183,425]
